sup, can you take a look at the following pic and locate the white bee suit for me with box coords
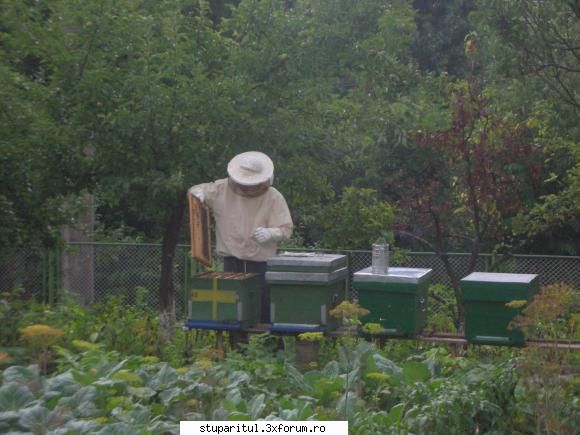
[189,178,293,262]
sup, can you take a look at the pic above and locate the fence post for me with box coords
[43,246,61,305]
[183,249,191,318]
[346,251,352,300]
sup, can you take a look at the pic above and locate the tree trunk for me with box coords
[438,252,465,332]
[431,213,465,332]
[159,190,187,325]
[61,191,95,306]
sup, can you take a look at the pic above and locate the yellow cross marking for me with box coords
[191,277,239,320]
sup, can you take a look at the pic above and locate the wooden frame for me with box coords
[188,193,213,267]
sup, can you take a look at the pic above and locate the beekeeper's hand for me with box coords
[188,187,205,203]
[253,227,272,244]
[254,227,288,244]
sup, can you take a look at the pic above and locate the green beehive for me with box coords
[187,272,262,329]
[353,267,433,337]
[460,272,539,346]
[266,253,347,332]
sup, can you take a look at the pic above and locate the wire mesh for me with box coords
[0,247,51,301]
[1,244,578,320]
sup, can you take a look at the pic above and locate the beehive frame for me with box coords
[188,193,213,267]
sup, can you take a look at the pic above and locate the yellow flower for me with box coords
[329,301,369,319]
[195,358,213,370]
[365,372,391,383]
[186,399,199,407]
[111,370,142,386]
[176,367,189,374]
[307,361,319,369]
[72,340,99,351]
[0,352,12,365]
[505,300,527,309]
[141,356,160,363]
[197,348,223,361]
[298,332,324,342]
[362,323,385,335]
[20,324,64,339]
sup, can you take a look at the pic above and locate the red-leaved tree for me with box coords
[392,76,543,328]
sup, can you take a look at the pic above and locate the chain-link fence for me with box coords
[0,247,61,303]
[345,251,580,289]
[1,243,578,318]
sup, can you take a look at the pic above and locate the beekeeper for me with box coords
[188,151,293,322]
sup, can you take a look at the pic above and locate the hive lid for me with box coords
[267,252,347,270]
[266,267,348,284]
[353,267,433,284]
[461,272,538,284]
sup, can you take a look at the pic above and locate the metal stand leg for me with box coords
[216,330,224,357]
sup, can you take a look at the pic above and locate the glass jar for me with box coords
[371,238,389,274]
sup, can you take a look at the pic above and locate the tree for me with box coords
[473,0,580,254]
[513,150,580,255]
[0,1,91,251]
[387,68,543,326]
[80,0,238,313]
[0,0,239,312]
[221,0,420,245]
[411,0,474,76]
[318,187,394,250]
[479,0,580,110]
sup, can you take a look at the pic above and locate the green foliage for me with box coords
[0,294,578,433]
[471,0,580,255]
[475,0,580,111]
[0,289,203,368]
[1,0,578,261]
[411,0,474,76]
[508,283,580,434]
[425,284,457,333]
[318,187,394,250]
[514,163,580,255]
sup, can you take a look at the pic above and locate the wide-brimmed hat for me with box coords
[227,151,274,186]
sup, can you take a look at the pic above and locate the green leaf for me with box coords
[72,369,98,386]
[402,362,431,383]
[147,363,178,390]
[225,388,242,408]
[0,383,36,412]
[228,411,251,421]
[94,422,141,435]
[312,378,344,406]
[19,405,71,432]
[283,362,309,391]
[336,392,363,420]
[373,354,403,377]
[58,386,99,417]
[45,371,82,397]
[61,419,100,434]
[126,386,156,399]
[341,367,361,391]
[2,365,40,387]
[104,359,129,378]
[126,405,151,426]
[321,360,340,378]
[226,371,251,389]
[248,394,265,420]
[384,403,405,425]
[159,387,183,406]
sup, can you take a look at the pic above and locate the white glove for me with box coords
[253,227,273,244]
[188,187,205,203]
[253,227,285,244]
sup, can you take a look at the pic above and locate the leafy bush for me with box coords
[1,285,577,433]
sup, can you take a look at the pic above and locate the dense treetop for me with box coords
[1,0,578,257]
